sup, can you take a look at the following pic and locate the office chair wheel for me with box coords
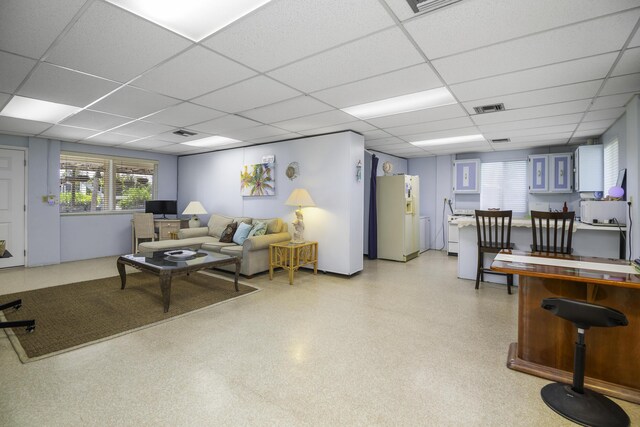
[26,325,35,333]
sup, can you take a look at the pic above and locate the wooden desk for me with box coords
[131,218,187,253]
[491,250,640,403]
[269,241,318,285]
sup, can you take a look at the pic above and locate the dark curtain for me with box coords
[368,154,379,259]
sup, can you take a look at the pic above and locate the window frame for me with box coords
[59,151,158,215]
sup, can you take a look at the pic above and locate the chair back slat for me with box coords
[530,211,575,254]
[475,210,512,250]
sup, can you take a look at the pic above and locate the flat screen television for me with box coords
[145,200,177,219]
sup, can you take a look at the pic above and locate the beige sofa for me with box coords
[138,213,290,277]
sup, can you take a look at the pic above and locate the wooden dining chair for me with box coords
[530,211,574,254]
[474,210,514,294]
[133,213,157,252]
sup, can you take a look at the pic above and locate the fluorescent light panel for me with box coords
[0,96,81,123]
[341,87,456,120]
[182,136,239,147]
[410,134,485,147]
[106,0,272,42]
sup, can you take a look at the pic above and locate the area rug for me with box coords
[0,272,259,363]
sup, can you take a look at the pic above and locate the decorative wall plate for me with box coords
[382,161,393,175]
[285,162,299,180]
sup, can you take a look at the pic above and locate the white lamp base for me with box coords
[188,216,200,228]
[291,208,305,243]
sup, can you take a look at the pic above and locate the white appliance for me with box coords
[580,201,627,225]
[419,216,430,252]
[376,175,420,262]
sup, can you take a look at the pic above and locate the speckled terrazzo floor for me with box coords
[0,251,638,426]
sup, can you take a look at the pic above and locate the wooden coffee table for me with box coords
[117,249,240,312]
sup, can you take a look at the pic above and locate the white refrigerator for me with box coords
[376,175,420,262]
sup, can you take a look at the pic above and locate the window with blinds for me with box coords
[603,139,619,193]
[60,153,157,213]
[480,160,527,214]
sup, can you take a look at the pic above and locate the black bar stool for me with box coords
[540,298,629,427]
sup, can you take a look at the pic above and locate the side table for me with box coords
[269,241,318,285]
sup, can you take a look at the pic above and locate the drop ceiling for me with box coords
[0,0,639,157]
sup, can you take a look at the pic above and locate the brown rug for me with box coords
[0,272,258,363]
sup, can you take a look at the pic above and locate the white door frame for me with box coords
[0,145,28,267]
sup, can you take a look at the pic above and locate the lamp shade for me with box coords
[182,201,207,215]
[285,188,315,207]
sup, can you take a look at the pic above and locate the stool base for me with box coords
[541,383,629,427]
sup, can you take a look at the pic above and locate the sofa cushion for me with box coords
[248,221,267,237]
[208,214,233,238]
[220,245,243,259]
[233,216,252,226]
[253,217,283,234]
[201,241,237,253]
[219,222,238,243]
[233,222,252,245]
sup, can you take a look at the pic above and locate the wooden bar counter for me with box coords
[491,250,640,404]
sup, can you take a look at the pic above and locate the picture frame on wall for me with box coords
[453,159,480,193]
[240,162,275,196]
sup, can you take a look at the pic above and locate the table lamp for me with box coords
[182,201,207,228]
[285,188,315,243]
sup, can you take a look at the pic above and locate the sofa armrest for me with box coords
[177,227,209,239]
[244,232,291,251]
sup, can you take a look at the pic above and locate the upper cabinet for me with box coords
[574,145,603,192]
[528,153,573,193]
[453,159,480,193]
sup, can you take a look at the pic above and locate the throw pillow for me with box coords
[233,222,253,245]
[219,222,238,243]
[248,221,267,237]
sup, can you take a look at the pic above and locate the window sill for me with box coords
[60,210,143,217]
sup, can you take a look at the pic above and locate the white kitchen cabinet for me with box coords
[574,145,604,192]
[528,153,573,193]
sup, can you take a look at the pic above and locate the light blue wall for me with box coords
[363,150,408,255]
[178,132,365,275]
[0,133,179,266]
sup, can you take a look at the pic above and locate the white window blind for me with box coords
[60,152,157,213]
[603,139,619,193]
[480,160,527,214]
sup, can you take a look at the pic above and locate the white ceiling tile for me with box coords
[90,86,179,118]
[382,0,420,21]
[612,46,640,76]
[46,1,191,82]
[221,125,290,141]
[600,73,640,96]
[120,138,173,150]
[0,116,51,135]
[432,10,639,84]
[156,129,214,143]
[583,107,626,122]
[450,53,618,101]
[405,0,640,59]
[366,104,468,128]
[84,132,136,145]
[153,144,203,154]
[630,27,640,48]
[39,124,97,141]
[272,110,356,132]
[145,102,225,127]
[386,117,475,137]
[461,81,602,114]
[298,121,376,136]
[573,129,609,138]
[591,93,637,110]
[0,51,36,93]
[203,0,395,71]
[61,109,133,131]
[192,76,301,113]
[426,141,492,154]
[0,93,10,110]
[312,64,443,108]
[500,134,573,145]
[241,96,333,124]
[362,129,392,140]
[248,133,301,144]
[110,120,175,138]
[365,137,407,147]
[267,28,424,93]
[472,99,590,125]
[403,126,480,143]
[492,139,570,151]
[0,0,86,58]
[477,114,583,133]
[485,129,575,140]
[190,114,262,134]
[17,63,120,108]
[132,46,256,100]
[576,119,617,131]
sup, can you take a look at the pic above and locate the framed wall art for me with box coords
[241,163,275,196]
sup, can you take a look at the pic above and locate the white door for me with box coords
[0,149,25,268]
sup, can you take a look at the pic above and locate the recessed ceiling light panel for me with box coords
[341,87,456,120]
[182,135,239,147]
[0,96,81,123]
[106,0,272,42]
[410,134,485,147]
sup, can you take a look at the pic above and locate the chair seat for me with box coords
[479,242,514,252]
